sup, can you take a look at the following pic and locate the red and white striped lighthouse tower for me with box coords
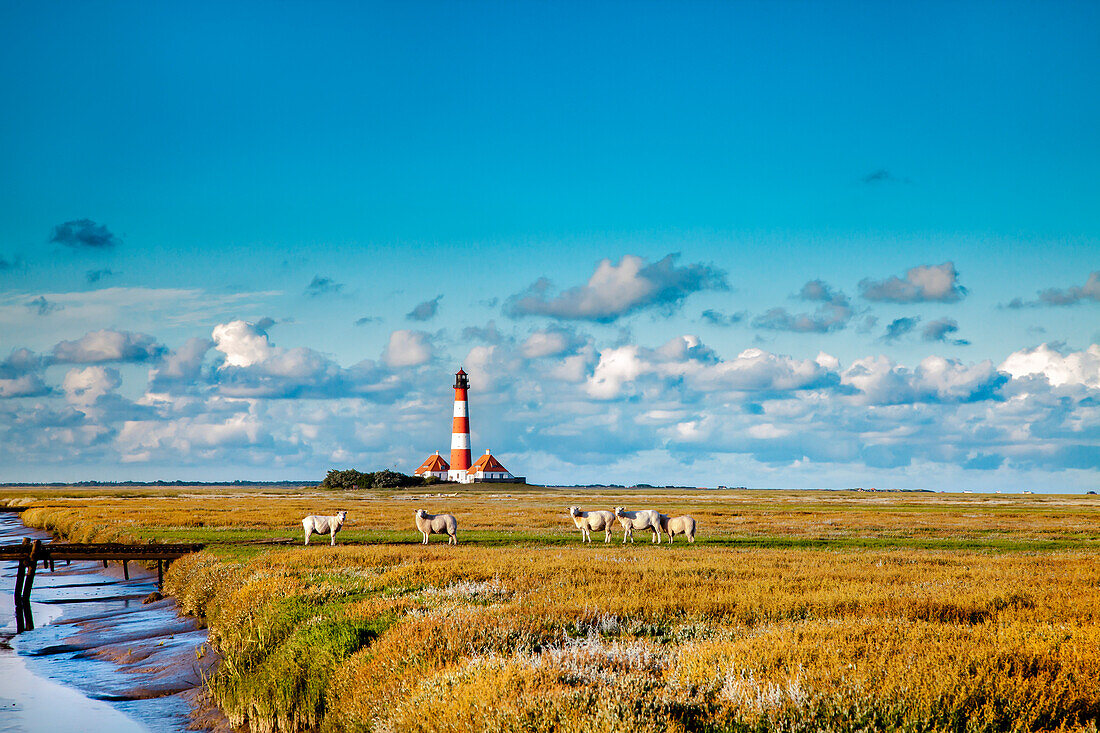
[448,368,472,482]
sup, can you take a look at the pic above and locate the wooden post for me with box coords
[122,560,129,580]
[14,559,25,606]
[23,540,41,603]
[21,541,40,631]
[13,539,29,633]
[157,560,163,590]
[20,597,33,631]
[103,560,108,569]
[14,561,25,634]
[49,559,55,572]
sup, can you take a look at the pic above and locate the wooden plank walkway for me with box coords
[3,538,204,632]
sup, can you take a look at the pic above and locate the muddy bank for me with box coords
[0,513,216,733]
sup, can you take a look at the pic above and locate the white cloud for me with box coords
[212,321,274,367]
[0,374,48,398]
[522,328,578,359]
[505,254,728,322]
[840,355,1004,405]
[860,262,967,303]
[117,413,266,461]
[52,329,165,364]
[1000,344,1100,388]
[383,330,433,368]
[586,346,646,399]
[0,349,49,398]
[682,347,837,393]
[62,366,121,406]
[0,317,1097,488]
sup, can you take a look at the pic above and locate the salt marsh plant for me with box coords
[15,488,1100,732]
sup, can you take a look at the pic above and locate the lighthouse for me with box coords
[414,368,524,483]
[448,368,472,482]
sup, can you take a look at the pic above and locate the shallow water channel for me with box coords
[0,513,208,733]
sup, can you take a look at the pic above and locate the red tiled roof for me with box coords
[468,451,508,474]
[415,452,450,474]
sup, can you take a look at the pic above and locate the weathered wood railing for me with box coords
[2,538,204,631]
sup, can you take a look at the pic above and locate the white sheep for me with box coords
[302,511,347,546]
[659,513,697,543]
[613,506,662,544]
[415,509,458,545]
[569,506,616,543]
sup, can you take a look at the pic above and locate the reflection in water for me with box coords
[0,513,207,733]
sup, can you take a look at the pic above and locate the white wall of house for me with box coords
[467,470,513,480]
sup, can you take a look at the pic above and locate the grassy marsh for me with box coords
[7,486,1100,732]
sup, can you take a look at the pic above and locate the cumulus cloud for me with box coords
[85,268,115,283]
[26,296,61,316]
[922,317,969,346]
[586,346,647,399]
[50,219,121,249]
[860,262,967,303]
[209,320,400,400]
[305,276,343,297]
[882,316,919,343]
[147,337,214,395]
[0,349,49,398]
[585,337,836,400]
[840,355,1005,405]
[52,330,165,364]
[62,366,122,406]
[0,373,48,398]
[753,280,854,333]
[505,253,728,322]
[682,347,838,394]
[382,330,433,368]
[212,320,278,367]
[1001,343,1100,389]
[407,295,442,321]
[354,316,381,326]
[2,311,1098,486]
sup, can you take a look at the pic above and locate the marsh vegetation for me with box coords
[6,487,1100,732]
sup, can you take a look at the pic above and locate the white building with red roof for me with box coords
[465,450,514,482]
[414,451,450,480]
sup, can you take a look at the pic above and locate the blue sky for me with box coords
[0,1,1097,489]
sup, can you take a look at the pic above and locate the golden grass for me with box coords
[12,487,1100,732]
[11,486,1100,544]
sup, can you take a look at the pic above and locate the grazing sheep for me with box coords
[569,506,616,543]
[415,509,458,545]
[613,506,662,544]
[659,513,697,543]
[302,511,347,546]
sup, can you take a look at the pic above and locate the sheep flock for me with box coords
[302,506,696,546]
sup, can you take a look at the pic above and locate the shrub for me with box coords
[321,468,424,490]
